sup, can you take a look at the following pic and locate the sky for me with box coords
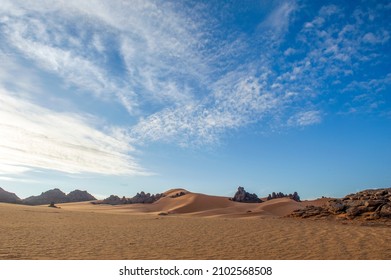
[0,0,390,200]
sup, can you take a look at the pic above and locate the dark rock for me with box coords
[170,191,187,198]
[48,202,60,208]
[266,191,301,202]
[231,187,262,203]
[0,187,22,204]
[99,191,165,205]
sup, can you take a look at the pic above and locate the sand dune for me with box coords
[61,189,321,218]
[1,190,390,260]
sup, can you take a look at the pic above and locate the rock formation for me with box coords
[23,188,96,205]
[230,186,262,203]
[100,195,123,205]
[267,191,301,202]
[0,187,22,204]
[98,191,165,205]
[290,188,391,220]
[170,191,187,198]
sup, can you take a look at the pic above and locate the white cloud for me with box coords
[288,111,322,127]
[131,74,282,146]
[0,0,388,155]
[0,88,148,176]
[363,31,390,44]
[261,0,297,33]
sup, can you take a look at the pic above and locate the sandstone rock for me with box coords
[346,206,364,219]
[364,200,385,208]
[345,200,365,207]
[290,188,391,221]
[326,200,345,214]
[231,187,262,203]
[379,204,391,218]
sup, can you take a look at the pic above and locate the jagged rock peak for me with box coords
[230,186,262,203]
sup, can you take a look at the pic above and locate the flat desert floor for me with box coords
[1,190,391,260]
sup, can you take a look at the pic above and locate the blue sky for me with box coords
[0,0,390,199]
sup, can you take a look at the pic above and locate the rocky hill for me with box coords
[230,186,262,203]
[0,187,22,204]
[290,188,391,220]
[23,188,96,205]
[67,190,96,202]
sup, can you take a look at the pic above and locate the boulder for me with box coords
[379,204,391,218]
[326,199,345,214]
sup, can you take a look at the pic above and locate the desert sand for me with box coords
[1,189,390,260]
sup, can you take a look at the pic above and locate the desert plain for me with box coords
[1,188,391,260]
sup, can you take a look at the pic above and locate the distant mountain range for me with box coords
[0,187,96,205]
[0,187,22,204]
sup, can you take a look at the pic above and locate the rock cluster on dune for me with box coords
[0,187,22,204]
[23,188,96,205]
[291,188,391,220]
[230,186,262,203]
[267,191,301,202]
[98,191,165,205]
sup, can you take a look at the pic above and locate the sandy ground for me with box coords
[1,190,390,260]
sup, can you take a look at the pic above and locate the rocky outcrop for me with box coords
[128,191,164,204]
[23,188,96,205]
[170,191,187,198]
[290,188,391,221]
[0,187,22,204]
[100,195,123,205]
[98,191,165,205]
[230,187,262,203]
[267,191,301,202]
[67,190,96,202]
